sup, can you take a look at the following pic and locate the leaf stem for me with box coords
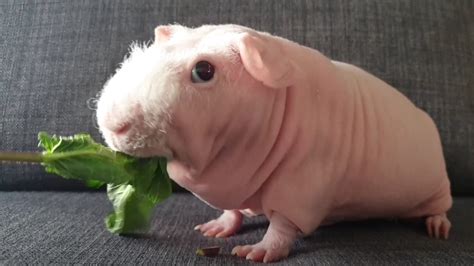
[42,149,117,161]
[0,151,44,163]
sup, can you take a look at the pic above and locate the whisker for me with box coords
[86,97,98,110]
[91,112,100,130]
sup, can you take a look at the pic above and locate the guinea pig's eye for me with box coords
[191,61,215,83]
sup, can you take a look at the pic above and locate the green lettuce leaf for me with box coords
[105,183,155,234]
[37,132,172,235]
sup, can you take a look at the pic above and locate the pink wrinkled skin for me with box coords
[96,24,452,263]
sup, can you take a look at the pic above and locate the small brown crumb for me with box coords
[196,246,221,257]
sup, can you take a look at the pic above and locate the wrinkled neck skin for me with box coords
[166,75,289,209]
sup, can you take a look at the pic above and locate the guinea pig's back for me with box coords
[330,61,451,219]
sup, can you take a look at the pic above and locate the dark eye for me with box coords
[191,61,215,83]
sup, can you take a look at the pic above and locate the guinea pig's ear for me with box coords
[155,26,173,43]
[154,25,184,44]
[237,32,295,89]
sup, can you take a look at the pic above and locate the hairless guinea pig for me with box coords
[96,24,452,263]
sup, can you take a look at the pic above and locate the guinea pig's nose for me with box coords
[101,103,144,136]
[113,122,132,135]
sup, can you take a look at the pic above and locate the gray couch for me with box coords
[1,0,473,264]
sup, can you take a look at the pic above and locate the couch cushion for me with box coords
[0,0,473,194]
[0,192,473,264]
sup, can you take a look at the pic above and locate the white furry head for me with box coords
[96,24,251,159]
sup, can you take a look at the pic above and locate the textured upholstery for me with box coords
[0,0,473,194]
[1,192,473,264]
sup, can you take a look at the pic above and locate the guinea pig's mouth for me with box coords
[105,129,173,159]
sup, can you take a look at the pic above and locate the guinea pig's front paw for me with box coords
[231,239,291,263]
[231,212,299,263]
[194,210,243,238]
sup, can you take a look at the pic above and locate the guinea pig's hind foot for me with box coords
[194,209,243,238]
[425,213,451,240]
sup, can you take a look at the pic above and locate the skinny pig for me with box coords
[96,24,452,263]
